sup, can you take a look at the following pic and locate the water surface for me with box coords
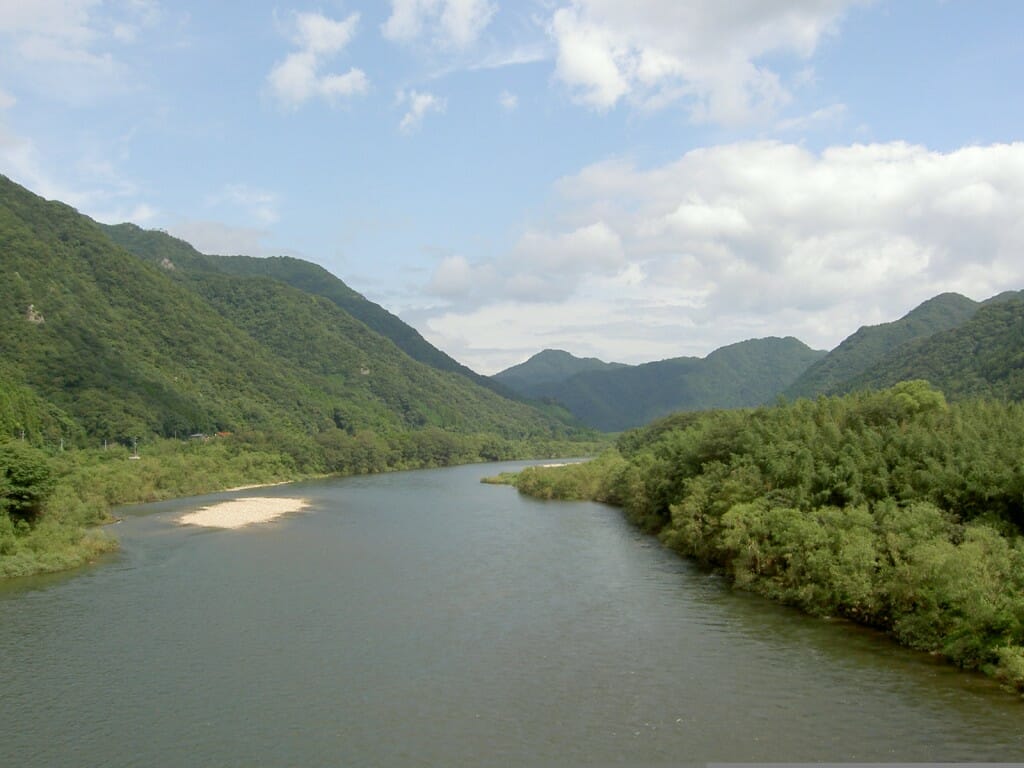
[2,462,1021,766]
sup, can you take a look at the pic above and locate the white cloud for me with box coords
[0,118,159,228]
[397,88,446,132]
[776,102,847,132]
[208,183,280,225]
[0,0,100,50]
[383,0,497,49]
[498,90,518,111]
[0,87,15,109]
[418,141,1024,373]
[91,201,159,225]
[0,0,164,104]
[425,221,625,307]
[167,220,275,257]
[268,12,368,109]
[547,0,862,122]
[428,254,489,298]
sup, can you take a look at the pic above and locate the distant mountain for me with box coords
[840,293,1024,400]
[499,338,826,432]
[784,292,981,399]
[492,349,628,398]
[0,175,582,445]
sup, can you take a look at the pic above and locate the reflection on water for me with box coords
[1,462,1021,766]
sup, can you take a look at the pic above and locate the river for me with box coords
[1,461,1021,766]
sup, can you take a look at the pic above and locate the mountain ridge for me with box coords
[494,337,826,431]
[784,292,982,399]
[0,174,583,447]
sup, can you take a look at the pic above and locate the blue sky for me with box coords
[2,1,1023,373]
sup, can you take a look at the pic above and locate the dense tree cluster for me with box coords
[508,383,1024,694]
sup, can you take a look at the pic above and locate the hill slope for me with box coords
[506,338,826,431]
[841,294,1024,400]
[0,175,580,445]
[102,224,506,394]
[492,349,628,398]
[784,293,981,399]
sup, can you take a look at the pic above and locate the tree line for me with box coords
[2,427,606,579]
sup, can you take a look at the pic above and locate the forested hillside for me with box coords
[842,294,1024,400]
[784,293,981,398]
[1,174,581,447]
[1,176,320,441]
[492,349,628,398]
[103,224,505,394]
[497,337,825,431]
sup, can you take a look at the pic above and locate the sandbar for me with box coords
[178,497,310,529]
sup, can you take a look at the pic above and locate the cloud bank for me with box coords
[422,141,1024,373]
[548,0,861,122]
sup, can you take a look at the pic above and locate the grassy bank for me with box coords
[492,382,1024,696]
[2,431,607,579]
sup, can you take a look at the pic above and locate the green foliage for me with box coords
[513,452,629,504]
[844,294,1024,401]
[507,384,1024,694]
[785,292,981,398]
[0,440,54,520]
[101,223,510,396]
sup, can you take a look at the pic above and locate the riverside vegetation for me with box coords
[492,381,1024,695]
[1,429,605,579]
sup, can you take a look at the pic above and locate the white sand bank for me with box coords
[178,497,310,529]
[220,481,292,492]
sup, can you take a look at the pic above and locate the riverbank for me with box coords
[3,433,607,579]
[1,440,304,579]
[490,385,1024,698]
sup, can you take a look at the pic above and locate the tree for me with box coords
[0,440,54,521]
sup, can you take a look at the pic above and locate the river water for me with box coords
[1,461,1022,766]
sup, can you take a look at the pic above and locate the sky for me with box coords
[2,1,1023,374]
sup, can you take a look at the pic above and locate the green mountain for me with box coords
[0,174,581,447]
[840,294,1024,400]
[784,293,981,399]
[501,337,826,432]
[101,224,507,394]
[492,349,628,398]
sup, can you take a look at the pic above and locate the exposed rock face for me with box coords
[160,258,175,270]
[25,304,44,324]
